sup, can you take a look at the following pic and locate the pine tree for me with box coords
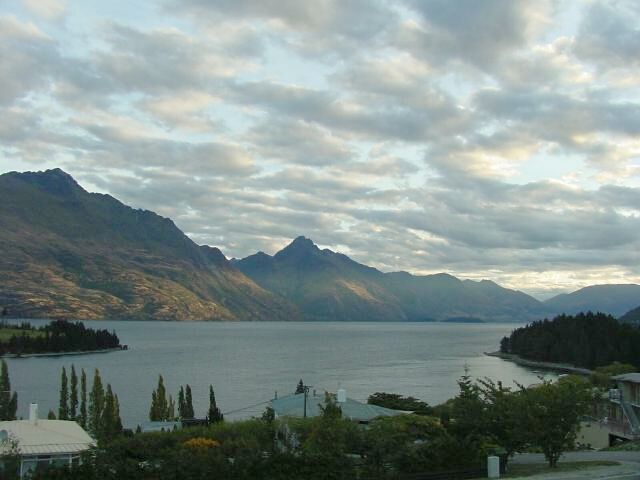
[208,385,223,423]
[0,360,17,420]
[59,366,69,420]
[185,384,194,419]
[296,379,305,394]
[70,365,78,420]
[79,369,87,428]
[89,369,104,435]
[178,386,186,419]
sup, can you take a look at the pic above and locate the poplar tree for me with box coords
[70,365,78,420]
[167,395,175,421]
[89,369,104,435]
[79,369,87,428]
[208,385,223,423]
[100,384,122,441]
[149,375,169,421]
[0,360,17,420]
[185,385,194,419]
[59,366,69,420]
[178,386,186,419]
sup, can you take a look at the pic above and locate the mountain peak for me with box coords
[275,236,320,258]
[7,168,84,198]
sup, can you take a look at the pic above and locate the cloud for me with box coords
[22,0,67,20]
[2,0,640,296]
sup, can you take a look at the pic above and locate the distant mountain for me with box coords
[0,169,297,321]
[235,237,551,322]
[619,305,640,325]
[544,284,640,318]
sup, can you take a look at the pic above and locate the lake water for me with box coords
[9,321,554,427]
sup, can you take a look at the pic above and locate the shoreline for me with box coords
[485,351,593,375]
[1,346,126,359]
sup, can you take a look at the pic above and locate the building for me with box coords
[271,388,406,424]
[0,403,95,479]
[605,373,640,443]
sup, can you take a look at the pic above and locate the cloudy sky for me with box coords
[1,0,640,298]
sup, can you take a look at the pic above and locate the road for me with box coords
[508,451,640,479]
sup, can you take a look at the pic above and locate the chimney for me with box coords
[29,403,39,425]
[337,388,346,403]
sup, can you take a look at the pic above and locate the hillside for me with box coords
[0,169,297,321]
[235,237,551,322]
[619,305,640,325]
[544,284,640,318]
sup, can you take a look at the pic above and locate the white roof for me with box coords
[612,373,640,384]
[0,420,95,456]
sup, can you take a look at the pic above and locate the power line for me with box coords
[222,399,271,416]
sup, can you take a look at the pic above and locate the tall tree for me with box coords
[149,375,170,421]
[208,385,223,423]
[89,369,104,435]
[0,360,17,420]
[178,386,186,419]
[167,395,175,421]
[79,369,87,428]
[185,384,194,419]
[100,384,122,442]
[59,366,69,420]
[69,365,78,420]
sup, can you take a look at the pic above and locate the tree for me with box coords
[178,386,186,419]
[367,392,432,415]
[149,375,170,421]
[167,395,175,420]
[519,378,593,467]
[99,384,122,442]
[69,365,78,420]
[185,385,194,419]
[295,379,305,394]
[0,360,17,420]
[89,369,104,435]
[58,367,69,420]
[47,409,56,420]
[79,369,87,429]
[208,385,223,423]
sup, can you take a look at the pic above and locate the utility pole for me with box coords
[303,384,312,418]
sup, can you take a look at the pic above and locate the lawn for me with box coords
[0,327,43,342]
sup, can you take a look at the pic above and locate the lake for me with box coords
[9,321,553,427]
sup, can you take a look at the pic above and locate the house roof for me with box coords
[0,420,95,456]
[612,373,640,384]
[271,392,406,422]
[138,421,182,432]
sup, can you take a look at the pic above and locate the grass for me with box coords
[0,328,43,342]
[503,461,619,478]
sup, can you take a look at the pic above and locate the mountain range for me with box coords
[1,169,638,322]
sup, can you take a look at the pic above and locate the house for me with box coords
[271,388,406,424]
[0,403,95,479]
[604,373,640,443]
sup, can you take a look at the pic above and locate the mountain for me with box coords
[544,284,640,318]
[235,237,551,322]
[0,169,297,321]
[618,305,640,325]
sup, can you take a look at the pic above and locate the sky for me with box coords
[1,0,639,299]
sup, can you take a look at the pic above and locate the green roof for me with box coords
[271,392,406,421]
